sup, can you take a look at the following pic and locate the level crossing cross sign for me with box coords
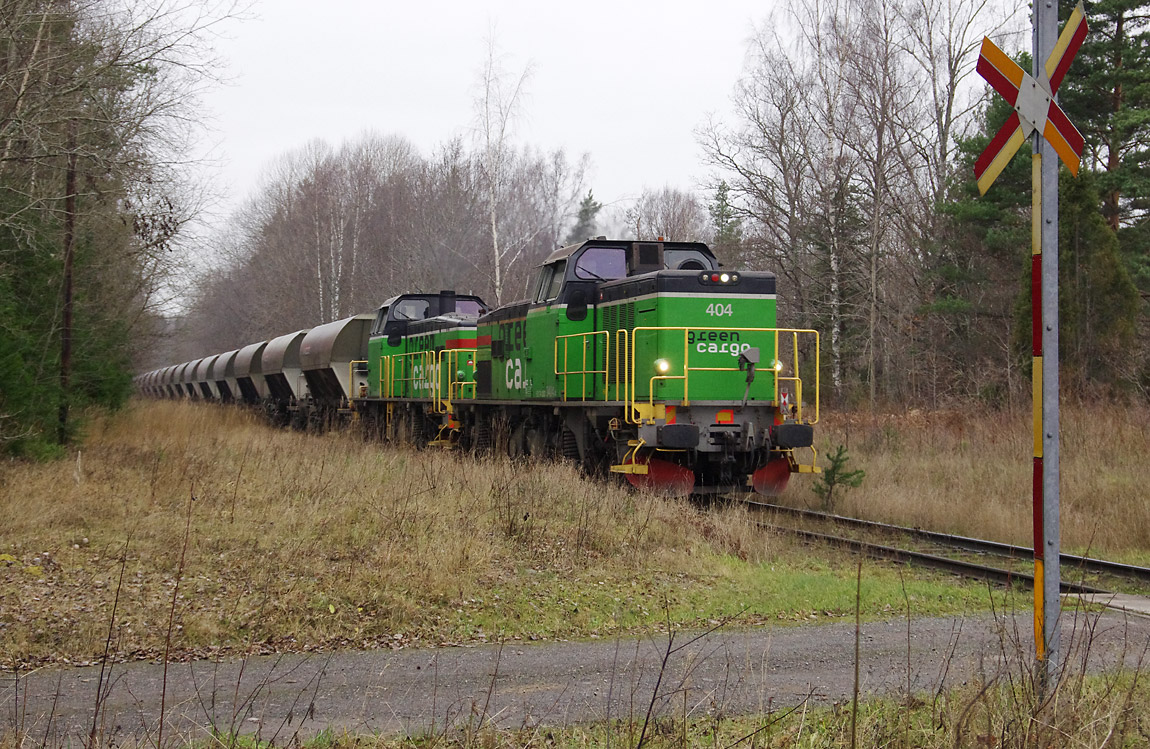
[974,0,1090,688]
[974,2,1088,194]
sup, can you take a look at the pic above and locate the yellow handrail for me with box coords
[435,348,477,413]
[628,327,690,424]
[381,350,436,400]
[554,331,608,401]
[616,330,631,421]
[623,326,820,425]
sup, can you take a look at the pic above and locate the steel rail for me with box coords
[758,523,1108,595]
[744,500,1150,586]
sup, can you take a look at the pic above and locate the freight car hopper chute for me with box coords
[261,329,311,404]
[299,313,375,404]
[196,355,221,399]
[210,350,239,402]
[232,340,270,404]
[181,359,203,398]
[163,365,180,398]
[221,350,241,401]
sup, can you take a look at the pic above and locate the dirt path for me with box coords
[5,610,1149,745]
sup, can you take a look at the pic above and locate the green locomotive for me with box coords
[354,239,820,496]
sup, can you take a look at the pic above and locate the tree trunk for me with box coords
[58,123,77,445]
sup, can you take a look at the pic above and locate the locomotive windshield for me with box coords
[574,246,627,281]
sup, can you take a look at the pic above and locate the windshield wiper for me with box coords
[576,268,608,282]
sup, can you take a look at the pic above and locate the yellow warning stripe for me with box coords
[1045,3,1086,79]
[1044,120,1081,175]
[980,37,1025,88]
[977,126,1026,195]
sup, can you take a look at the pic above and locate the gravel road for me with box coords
[5,608,1149,745]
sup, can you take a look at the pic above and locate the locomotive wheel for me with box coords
[560,426,581,463]
[525,425,549,457]
[473,422,493,455]
[393,408,414,445]
[508,423,527,458]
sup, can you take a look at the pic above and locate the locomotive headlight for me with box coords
[655,358,671,374]
[771,359,784,372]
[720,272,730,283]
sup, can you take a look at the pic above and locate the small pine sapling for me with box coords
[812,444,864,513]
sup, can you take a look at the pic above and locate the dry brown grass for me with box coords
[0,400,783,667]
[785,402,1150,562]
[6,397,1115,670]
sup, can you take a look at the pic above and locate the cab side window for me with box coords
[391,299,429,321]
[533,267,552,302]
[371,307,390,335]
[536,260,567,302]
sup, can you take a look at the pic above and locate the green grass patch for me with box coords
[438,561,1018,645]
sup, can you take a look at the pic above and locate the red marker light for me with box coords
[711,274,720,282]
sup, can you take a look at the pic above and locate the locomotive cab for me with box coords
[365,291,489,402]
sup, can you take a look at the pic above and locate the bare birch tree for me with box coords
[474,36,531,304]
[623,187,709,241]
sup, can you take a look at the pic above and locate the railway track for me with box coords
[743,500,1150,595]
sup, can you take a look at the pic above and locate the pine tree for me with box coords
[1056,1,1150,386]
[1058,0,1150,233]
[944,52,1140,395]
[564,190,602,245]
[929,89,1032,402]
[708,181,744,261]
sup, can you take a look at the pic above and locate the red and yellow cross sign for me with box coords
[974,2,1088,194]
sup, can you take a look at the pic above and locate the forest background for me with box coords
[1,0,1147,457]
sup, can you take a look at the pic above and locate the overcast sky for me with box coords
[194,0,776,226]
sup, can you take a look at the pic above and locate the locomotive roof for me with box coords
[378,291,486,308]
[541,239,715,265]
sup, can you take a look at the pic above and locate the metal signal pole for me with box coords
[1032,0,1061,687]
